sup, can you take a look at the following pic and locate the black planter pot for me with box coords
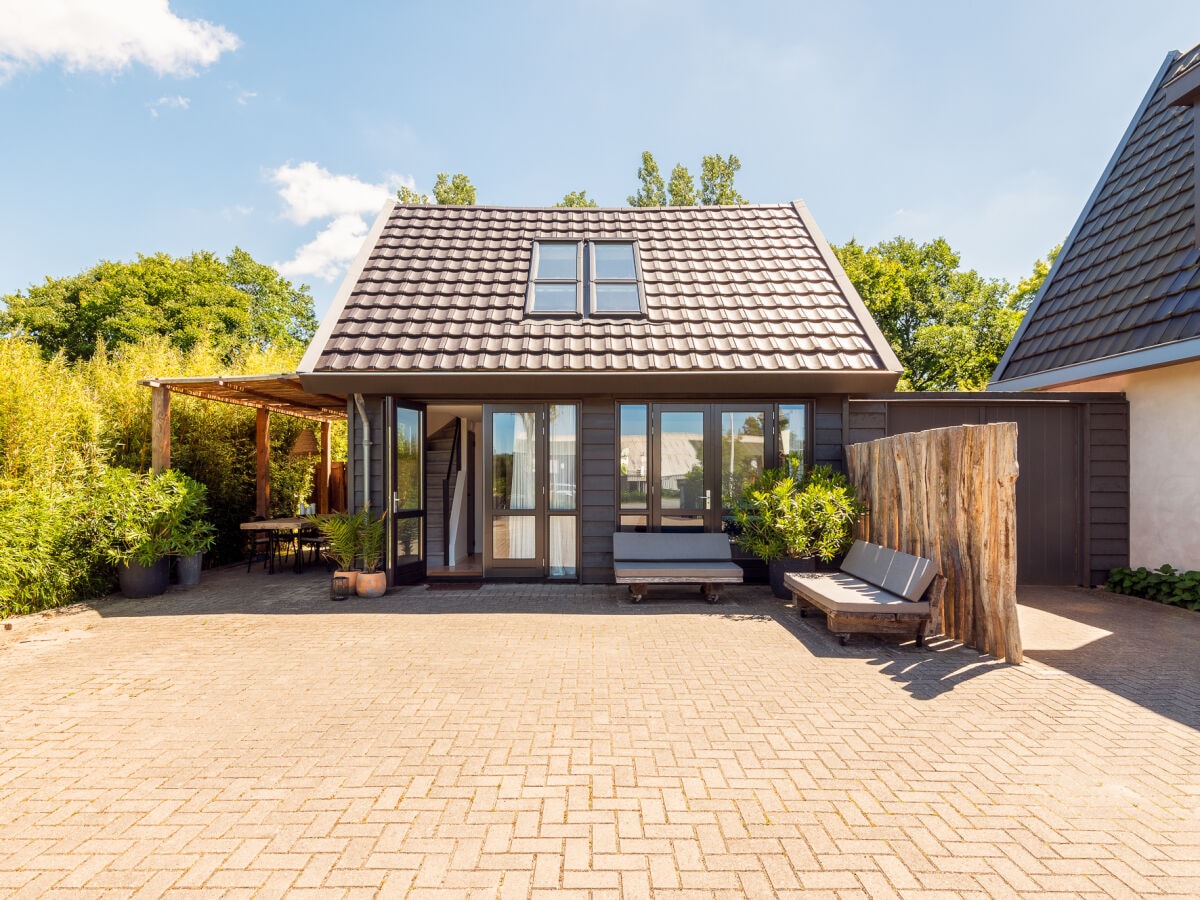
[118,558,170,598]
[768,557,815,599]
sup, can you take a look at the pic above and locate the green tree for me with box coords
[667,164,697,206]
[699,153,745,205]
[1011,243,1061,310]
[628,151,668,206]
[834,237,1028,391]
[396,185,429,204]
[432,172,476,205]
[557,190,599,208]
[397,172,477,205]
[0,250,316,363]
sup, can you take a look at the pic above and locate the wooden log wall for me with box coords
[846,423,1022,664]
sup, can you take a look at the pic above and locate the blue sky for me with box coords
[2,1,1199,318]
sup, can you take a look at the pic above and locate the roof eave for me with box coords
[988,334,1200,391]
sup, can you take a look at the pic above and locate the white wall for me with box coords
[1054,359,1200,571]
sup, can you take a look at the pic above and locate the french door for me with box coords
[391,401,426,584]
[483,404,578,579]
[629,403,774,533]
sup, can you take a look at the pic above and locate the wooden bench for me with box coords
[612,532,744,604]
[785,540,945,646]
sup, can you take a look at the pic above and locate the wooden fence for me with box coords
[846,423,1022,664]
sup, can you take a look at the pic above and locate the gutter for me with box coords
[353,394,371,512]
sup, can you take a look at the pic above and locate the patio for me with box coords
[1,572,1198,898]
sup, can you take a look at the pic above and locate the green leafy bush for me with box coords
[730,464,863,563]
[1106,565,1200,611]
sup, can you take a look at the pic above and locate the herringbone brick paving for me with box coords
[1,571,1198,898]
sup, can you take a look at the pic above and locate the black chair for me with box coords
[297,527,329,572]
[245,517,272,572]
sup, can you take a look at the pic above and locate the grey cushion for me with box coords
[614,560,744,581]
[840,540,937,602]
[612,532,733,561]
[785,571,930,616]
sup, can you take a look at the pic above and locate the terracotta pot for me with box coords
[768,556,815,599]
[356,571,387,598]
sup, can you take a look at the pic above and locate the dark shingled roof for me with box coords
[305,202,899,376]
[992,49,1200,385]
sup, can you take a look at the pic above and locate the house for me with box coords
[297,201,903,584]
[990,44,1200,572]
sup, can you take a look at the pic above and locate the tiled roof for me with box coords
[307,202,899,375]
[993,49,1200,384]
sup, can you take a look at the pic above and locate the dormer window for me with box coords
[528,240,644,316]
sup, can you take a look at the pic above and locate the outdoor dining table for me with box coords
[239,516,310,574]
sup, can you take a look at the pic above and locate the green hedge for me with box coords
[1106,565,1200,611]
[0,337,346,618]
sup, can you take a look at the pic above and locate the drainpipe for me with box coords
[353,394,371,511]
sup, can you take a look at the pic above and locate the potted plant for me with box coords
[164,474,216,586]
[730,463,863,598]
[103,468,212,598]
[356,508,387,598]
[307,507,363,593]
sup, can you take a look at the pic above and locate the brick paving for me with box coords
[1,571,1198,898]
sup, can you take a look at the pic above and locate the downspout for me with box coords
[353,394,371,511]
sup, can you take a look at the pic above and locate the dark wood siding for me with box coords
[814,396,847,471]
[848,393,1129,586]
[346,395,387,513]
[580,400,617,584]
[1084,400,1130,585]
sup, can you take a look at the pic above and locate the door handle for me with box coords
[703,490,712,510]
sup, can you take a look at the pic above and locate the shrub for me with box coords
[1106,565,1200,611]
[730,464,863,563]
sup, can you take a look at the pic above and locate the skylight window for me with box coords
[527,240,644,316]
[529,242,581,313]
[591,243,642,314]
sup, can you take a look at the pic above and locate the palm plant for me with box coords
[358,508,386,574]
[307,508,363,571]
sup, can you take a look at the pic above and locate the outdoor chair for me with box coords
[245,516,272,573]
[297,527,329,572]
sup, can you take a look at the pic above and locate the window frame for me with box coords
[526,240,583,316]
[588,240,645,316]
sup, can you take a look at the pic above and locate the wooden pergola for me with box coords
[140,374,347,516]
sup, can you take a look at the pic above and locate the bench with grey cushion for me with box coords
[785,540,945,646]
[612,532,744,604]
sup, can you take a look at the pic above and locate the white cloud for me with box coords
[270,162,412,282]
[147,94,188,117]
[0,0,239,81]
[276,214,370,283]
[235,88,256,105]
[271,161,403,226]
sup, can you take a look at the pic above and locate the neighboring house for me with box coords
[298,201,902,585]
[990,45,1200,571]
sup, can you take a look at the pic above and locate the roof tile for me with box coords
[311,204,892,374]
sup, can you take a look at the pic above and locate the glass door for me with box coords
[716,406,771,531]
[392,402,425,584]
[483,404,579,579]
[485,405,544,577]
[652,405,709,531]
